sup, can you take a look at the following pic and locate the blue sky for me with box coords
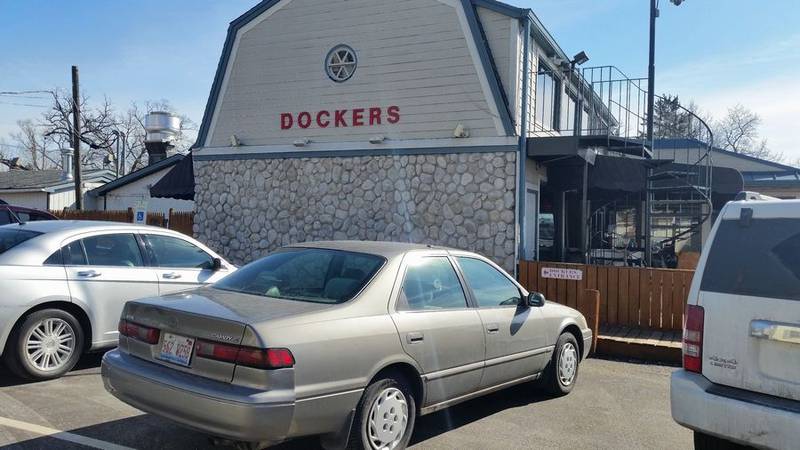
[1,0,798,160]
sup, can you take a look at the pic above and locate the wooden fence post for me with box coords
[579,289,601,355]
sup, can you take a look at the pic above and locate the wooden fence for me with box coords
[518,260,695,331]
[50,209,194,237]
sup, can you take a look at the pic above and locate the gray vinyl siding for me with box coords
[208,0,502,147]
[477,7,514,118]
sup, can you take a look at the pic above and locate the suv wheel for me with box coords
[4,309,84,381]
[347,374,416,450]
[542,332,580,395]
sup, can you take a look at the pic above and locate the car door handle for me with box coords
[162,272,182,280]
[77,270,101,278]
[751,320,800,345]
[406,332,424,344]
[487,324,500,334]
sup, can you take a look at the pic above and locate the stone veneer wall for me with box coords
[193,151,518,272]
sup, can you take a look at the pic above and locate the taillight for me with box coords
[683,305,704,373]
[195,339,294,370]
[118,319,160,345]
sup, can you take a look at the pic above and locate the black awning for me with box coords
[150,152,195,201]
[544,155,743,195]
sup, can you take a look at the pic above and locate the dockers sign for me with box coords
[280,106,400,130]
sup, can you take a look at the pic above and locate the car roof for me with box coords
[289,240,451,258]
[0,220,185,245]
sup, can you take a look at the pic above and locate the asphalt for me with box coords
[0,354,691,450]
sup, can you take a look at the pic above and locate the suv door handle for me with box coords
[406,332,424,344]
[77,270,101,278]
[162,272,182,280]
[487,324,500,334]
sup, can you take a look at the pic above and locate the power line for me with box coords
[0,101,49,108]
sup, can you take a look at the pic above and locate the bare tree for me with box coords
[4,91,197,175]
[715,104,781,162]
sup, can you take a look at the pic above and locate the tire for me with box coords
[346,373,417,450]
[693,431,743,450]
[542,332,580,396]
[3,309,84,381]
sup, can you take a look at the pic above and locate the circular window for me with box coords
[325,45,357,83]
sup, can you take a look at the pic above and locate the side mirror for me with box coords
[211,257,223,271]
[527,292,546,308]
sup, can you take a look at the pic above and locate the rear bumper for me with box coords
[671,370,800,449]
[581,332,593,360]
[101,350,294,443]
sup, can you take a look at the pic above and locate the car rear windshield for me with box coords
[701,217,800,301]
[0,228,42,255]
[214,248,385,304]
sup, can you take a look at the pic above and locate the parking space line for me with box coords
[0,416,135,450]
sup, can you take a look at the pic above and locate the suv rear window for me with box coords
[0,228,42,254]
[701,218,800,301]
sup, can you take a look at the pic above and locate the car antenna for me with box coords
[7,208,25,225]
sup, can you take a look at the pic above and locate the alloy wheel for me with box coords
[24,318,76,372]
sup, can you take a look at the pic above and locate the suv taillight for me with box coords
[118,319,160,345]
[683,305,704,373]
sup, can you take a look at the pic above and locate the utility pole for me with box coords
[644,0,658,266]
[71,65,83,210]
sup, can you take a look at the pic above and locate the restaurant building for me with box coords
[182,0,735,271]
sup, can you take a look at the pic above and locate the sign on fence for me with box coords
[541,267,583,281]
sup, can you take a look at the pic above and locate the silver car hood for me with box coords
[129,287,337,325]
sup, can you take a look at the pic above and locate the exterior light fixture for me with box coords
[570,51,590,67]
[293,138,310,147]
[369,135,385,144]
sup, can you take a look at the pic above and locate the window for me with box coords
[146,235,214,269]
[456,257,521,308]
[0,229,41,255]
[700,218,800,301]
[214,248,384,304]
[561,93,577,135]
[44,249,63,266]
[0,210,12,225]
[397,257,468,311]
[82,234,144,267]
[535,60,561,131]
[63,241,87,266]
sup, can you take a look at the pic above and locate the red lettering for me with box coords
[352,108,365,127]
[297,112,312,129]
[316,110,330,128]
[280,113,294,130]
[369,107,382,126]
[387,105,400,124]
[335,109,348,127]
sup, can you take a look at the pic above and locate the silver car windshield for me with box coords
[213,248,385,304]
[0,228,41,254]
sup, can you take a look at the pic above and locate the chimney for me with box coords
[144,111,181,165]
[60,148,74,180]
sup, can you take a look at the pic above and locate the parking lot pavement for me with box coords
[0,355,690,450]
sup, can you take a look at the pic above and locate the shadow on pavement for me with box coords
[0,351,106,388]
[4,381,556,450]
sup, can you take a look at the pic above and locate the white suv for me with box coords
[671,196,800,449]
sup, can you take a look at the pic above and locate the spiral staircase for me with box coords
[575,66,714,267]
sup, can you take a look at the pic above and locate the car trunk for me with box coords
[698,207,800,402]
[121,287,334,383]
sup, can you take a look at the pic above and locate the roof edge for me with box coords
[89,154,185,196]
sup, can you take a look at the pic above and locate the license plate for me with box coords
[158,333,195,367]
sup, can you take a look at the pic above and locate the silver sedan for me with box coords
[102,241,591,450]
[0,221,234,380]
